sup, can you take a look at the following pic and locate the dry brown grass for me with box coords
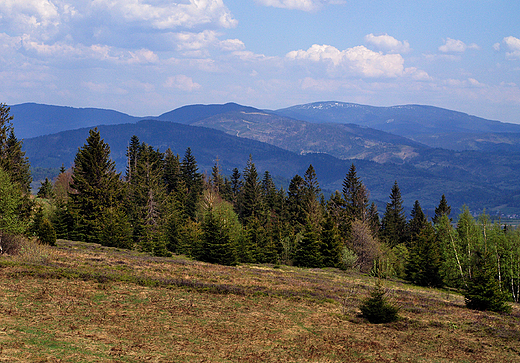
[0,239,519,362]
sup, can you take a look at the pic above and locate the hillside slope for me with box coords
[1,239,519,362]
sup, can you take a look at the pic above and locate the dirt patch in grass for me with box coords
[0,239,519,362]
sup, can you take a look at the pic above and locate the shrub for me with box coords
[464,251,511,313]
[359,280,400,324]
[0,232,24,255]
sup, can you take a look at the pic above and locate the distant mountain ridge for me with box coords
[10,101,520,214]
[275,101,520,150]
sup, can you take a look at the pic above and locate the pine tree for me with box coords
[380,181,407,248]
[367,202,380,238]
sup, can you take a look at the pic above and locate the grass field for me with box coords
[1,239,519,362]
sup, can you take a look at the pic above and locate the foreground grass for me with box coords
[0,240,519,362]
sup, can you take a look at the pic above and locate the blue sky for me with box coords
[1,0,519,123]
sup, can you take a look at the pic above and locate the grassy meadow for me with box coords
[1,239,519,362]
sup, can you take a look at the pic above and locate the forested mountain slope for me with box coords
[23,119,520,213]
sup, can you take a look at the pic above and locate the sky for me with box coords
[1,0,519,123]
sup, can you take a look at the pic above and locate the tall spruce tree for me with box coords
[380,181,407,248]
[433,194,451,224]
[407,200,429,246]
[342,164,369,221]
[0,104,32,193]
[69,128,126,243]
[405,223,443,287]
[180,147,203,220]
[239,155,263,222]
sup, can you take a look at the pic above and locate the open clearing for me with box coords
[1,240,519,362]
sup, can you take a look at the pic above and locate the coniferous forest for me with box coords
[1,103,520,313]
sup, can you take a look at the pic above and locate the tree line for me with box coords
[0,104,517,312]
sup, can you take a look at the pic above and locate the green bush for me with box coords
[359,281,400,324]
[464,251,511,313]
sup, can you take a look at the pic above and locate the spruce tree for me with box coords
[239,155,263,222]
[286,174,307,230]
[380,181,407,248]
[405,223,443,287]
[320,214,342,267]
[342,163,369,221]
[464,250,511,313]
[69,128,125,243]
[407,200,429,246]
[37,178,54,199]
[294,221,322,268]
[433,194,451,224]
[0,104,32,193]
[180,147,203,220]
[0,168,27,235]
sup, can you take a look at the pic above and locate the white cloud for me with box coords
[254,0,344,12]
[0,0,237,46]
[493,43,501,51]
[164,75,201,91]
[439,38,479,53]
[90,0,237,30]
[503,36,520,59]
[286,44,405,78]
[404,67,431,81]
[364,34,411,53]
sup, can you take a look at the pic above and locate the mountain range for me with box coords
[10,101,520,216]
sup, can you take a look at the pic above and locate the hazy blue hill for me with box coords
[275,101,520,150]
[156,102,258,125]
[189,109,428,163]
[22,119,518,213]
[9,103,141,139]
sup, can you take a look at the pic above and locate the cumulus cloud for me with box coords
[286,44,405,78]
[0,0,237,45]
[164,75,201,91]
[439,38,479,53]
[254,0,344,12]
[503,36,520,59]
[364,34,411,53]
